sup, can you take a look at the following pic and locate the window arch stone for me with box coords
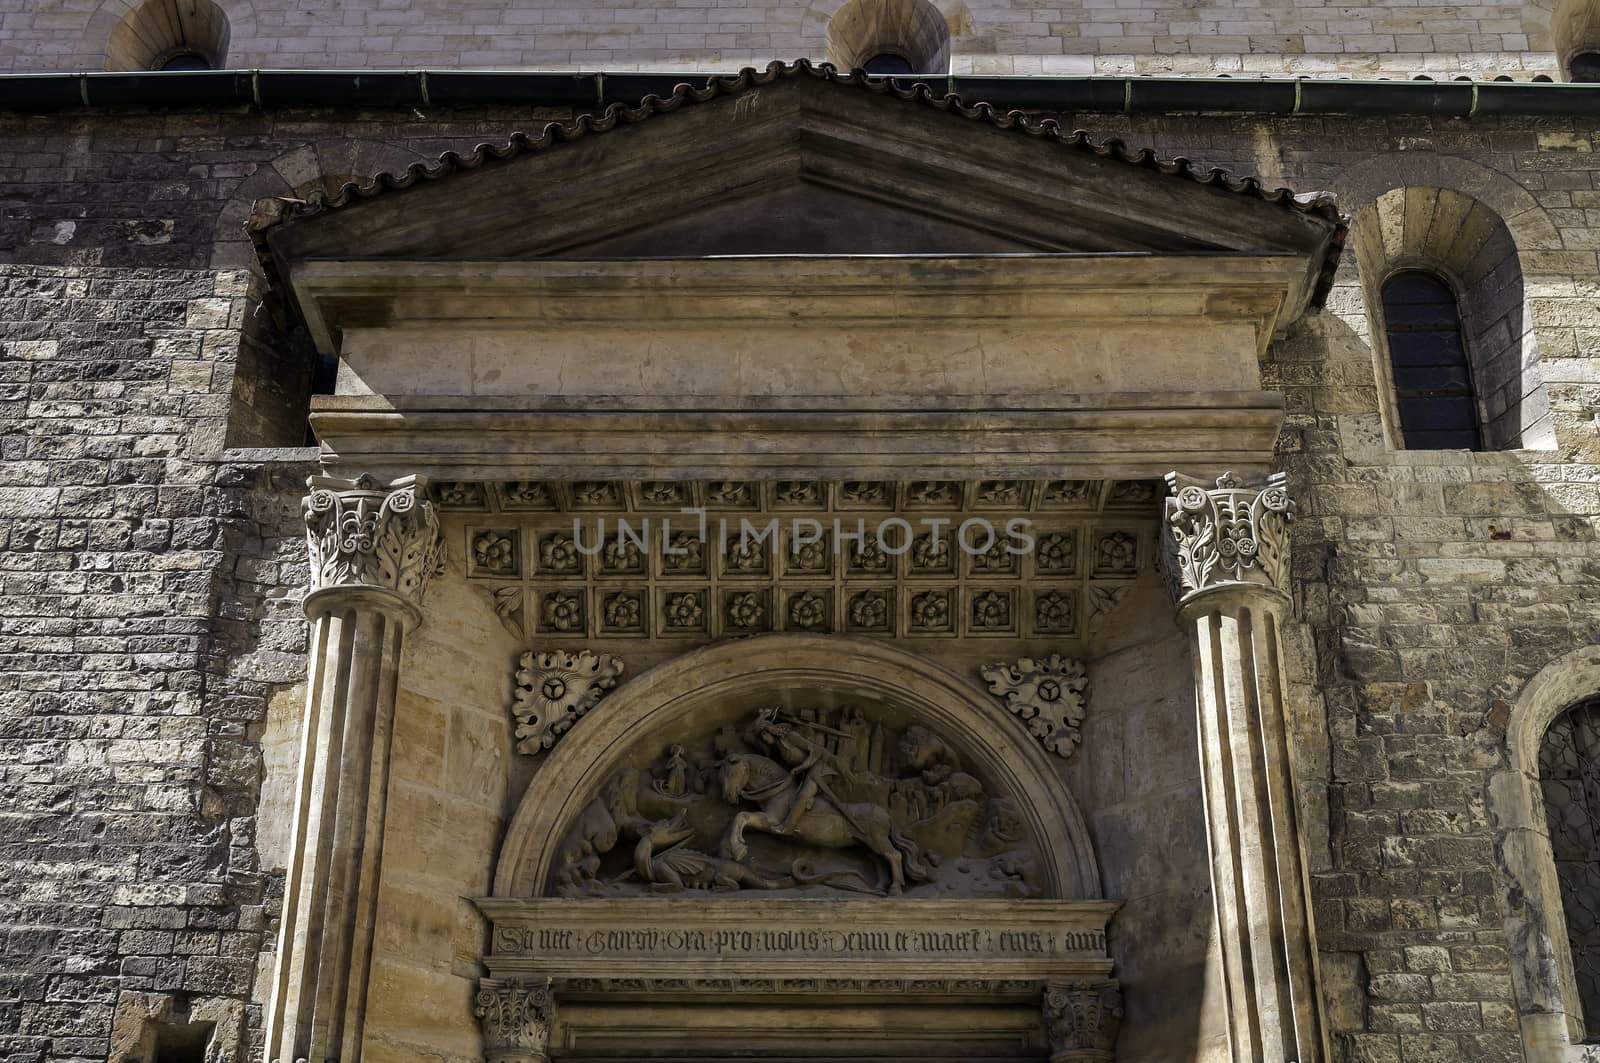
[825,0,952,76]
[1552,0,1600,80]
[104,0,231,71]
[1350,185,1553,451]
[1490,646,1600,1055]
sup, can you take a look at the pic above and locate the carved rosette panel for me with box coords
[511,649,624,754]
[979,655,1091,758]
[474,978,555,1062]
[1043,980,1123,1061]
[1162,471,1294,604]
[303,473,444,605]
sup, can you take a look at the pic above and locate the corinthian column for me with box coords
[265,474,443,1063]
[1163,472,1325,1063]
[475,979,556,1063]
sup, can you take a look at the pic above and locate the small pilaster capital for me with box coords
[1043,979,1123,1062]
[302,473,444,616]
[475,978,555,1063]
[1162,470,1295,607]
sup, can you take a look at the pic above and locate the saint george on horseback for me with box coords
[745,706,845,835]
[719,707,928,894]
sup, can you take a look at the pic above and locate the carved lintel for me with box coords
[475,978,555,1063]
[979,655,1090,758]
[303,473,444,609]
[1162,470,1294,605]
[511,649,625,754]
[553,976,1051,996]
[1043,980,1123,1062]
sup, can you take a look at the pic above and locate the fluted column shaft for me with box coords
[266,475,442,1063]
[1165,472,1325,1063]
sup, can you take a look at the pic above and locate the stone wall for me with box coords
[1,98,1600,1063]
[0,0,1582,78]
[0,257,314,1062]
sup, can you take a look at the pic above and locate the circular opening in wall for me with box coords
[156,48,213,70]
[862,52,917,75]
[827,0,951,76]
[1572,51,1600,82]
[106,0,230,71]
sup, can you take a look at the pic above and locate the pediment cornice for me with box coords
[251,60,1346,330]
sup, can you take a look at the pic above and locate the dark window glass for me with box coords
[1541,698,1600,1042]
[1381,270,1480,450]
[158,51,212,71]
[1573,52,1600,83]
[862,53,916,75]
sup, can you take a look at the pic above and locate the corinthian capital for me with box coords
[475,978,555,1062]
[303,474,443,607]
[1043,980,1123,1061]
[1163,471,1294,604]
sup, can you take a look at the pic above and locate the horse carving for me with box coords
[718,752,928,894]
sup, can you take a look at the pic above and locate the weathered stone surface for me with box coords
[1,62,1599,1063]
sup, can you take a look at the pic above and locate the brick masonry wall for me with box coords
[0,100,1598,1062]
[0,0,1578,79]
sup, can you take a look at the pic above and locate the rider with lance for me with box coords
[746,707,854,835]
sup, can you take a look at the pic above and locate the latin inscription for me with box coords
[494,924,1107,959]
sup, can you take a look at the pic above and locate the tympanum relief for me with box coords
[551,702,1043,899]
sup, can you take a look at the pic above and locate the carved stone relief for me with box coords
[303,473,444,604]
[980,655,1092,759]
[462,478,1160,643]
[1163,470,1294,602]
[474,978,555,1063]
[548,703,1044,899]
[511,650,624,755]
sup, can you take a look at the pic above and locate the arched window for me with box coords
[1573,52,1600,82]
[1379,270,1481,450]
[1540,696,1600,1041]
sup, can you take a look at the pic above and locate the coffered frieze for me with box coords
[431,478,1160,516]
[449,478,1158,644]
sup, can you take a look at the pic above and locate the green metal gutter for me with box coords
[0,68,1595,117]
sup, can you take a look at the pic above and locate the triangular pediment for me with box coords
[265,64,1348,482]
[254,63,1343,281]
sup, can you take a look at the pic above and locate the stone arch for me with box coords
[1330,152,1560,251]
[824,0,952,74]
[93,0,251,70]
[493,634,1102,900]
[1549,0,1600,78]
[1331,154,1559,452]
[1490,646,1600,1055]
[804,0,971,73]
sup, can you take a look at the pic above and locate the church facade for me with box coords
[4,4,1600,1063]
